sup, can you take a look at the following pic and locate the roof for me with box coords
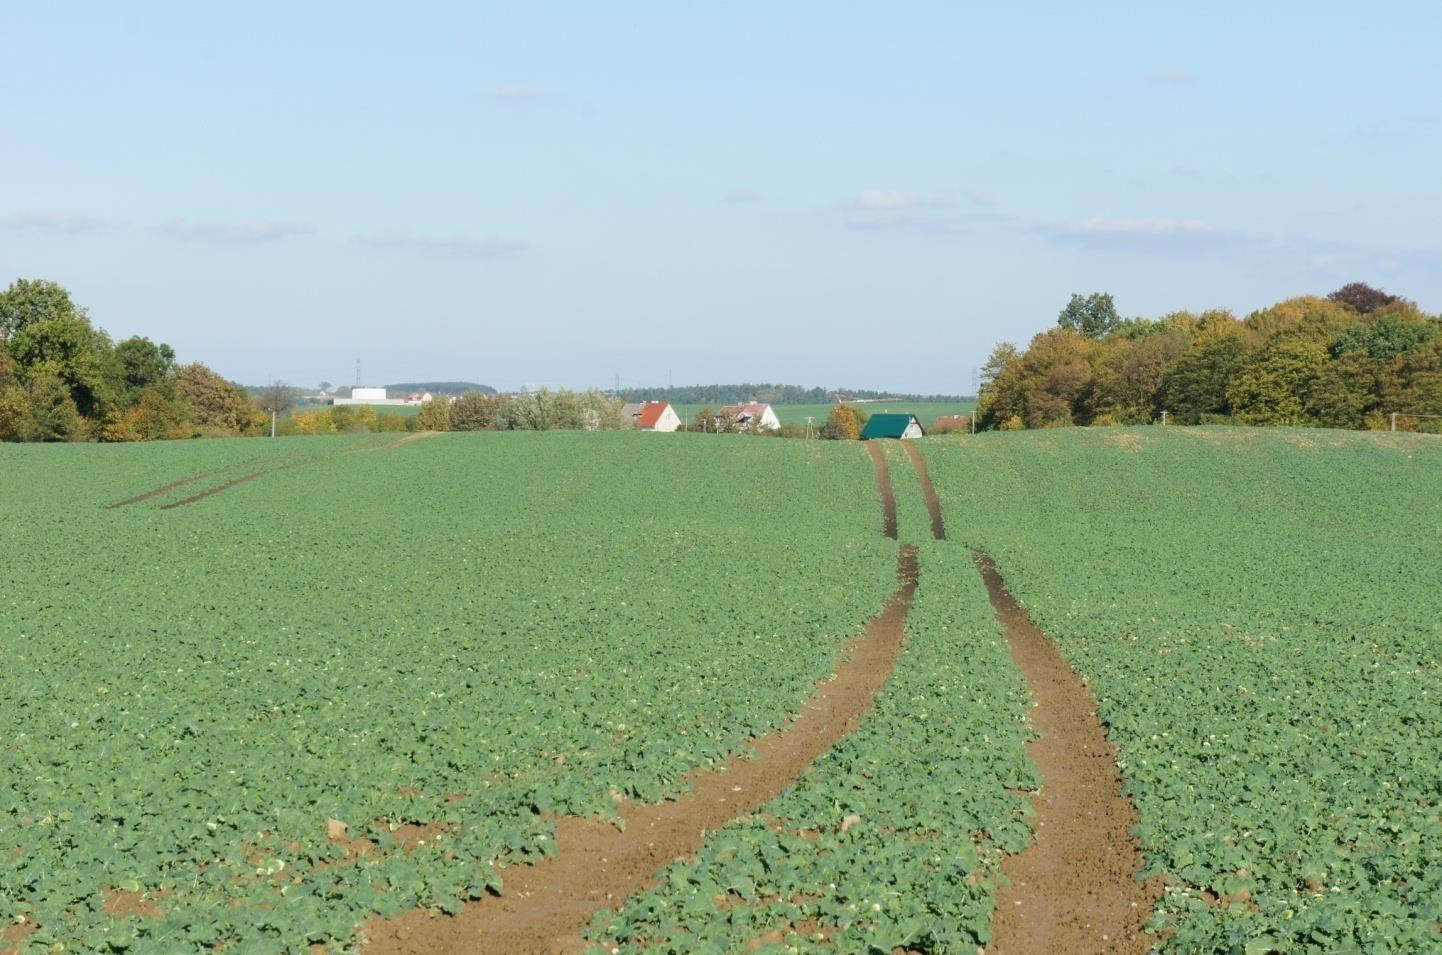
[720,402,772,418]
[861,413,923,439]
[636,401,672,428]
[622,401,673,428]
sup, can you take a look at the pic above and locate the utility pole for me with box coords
[271,408,277,438]
[1161,410,1169,426]
[805,415,814,439]
[1391,412,1398,432]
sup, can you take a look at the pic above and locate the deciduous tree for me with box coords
[1057,292,1122,339]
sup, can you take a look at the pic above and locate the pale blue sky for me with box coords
[3,1,1439,392]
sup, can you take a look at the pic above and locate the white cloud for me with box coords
[0,212,103,235]
[722,189,762,203]
[962,189,997,208]
[157,220,315,243]
[844,190,952,228]
[354,230,528,258]
[492,84,541,103]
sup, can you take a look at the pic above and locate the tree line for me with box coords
[613,383,966,405]
[401,389,633,433]
[976,284,1442,432]
[0,279,259,442]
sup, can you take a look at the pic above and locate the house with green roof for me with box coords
[860,413,925,440]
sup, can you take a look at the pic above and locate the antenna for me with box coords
[613,372,621,394]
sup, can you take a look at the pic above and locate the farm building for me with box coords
[332,387,408,407]
[861,413,925,439]
[720,402,781,432]
[621,401,682,432]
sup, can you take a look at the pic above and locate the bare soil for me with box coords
[973,553,1160,955]
[361,544,918,955]
[865,442,898,539]
[900,442,946,540]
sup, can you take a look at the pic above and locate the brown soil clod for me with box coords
[973,552,1160,955]
[360,545,919,955]
[900,442,946,540]
[865,442,899,539]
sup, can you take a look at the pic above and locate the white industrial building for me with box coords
[332,386,408,406]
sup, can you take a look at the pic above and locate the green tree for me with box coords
[1088,329,1189,423]
[1057,292,1122,339]
[23,372,87,441]
[7,315,112,417]
[974,342,1021,429]
[0,278,85,340]
[1333,313,1440,363]
[415,395,452,431]
[449,391,500,431]
[1227,337,1328,425]
[1379,338,1442,421]
[1305,351,1380,428]
[109,336,177,405]
[1160,332,1250,423]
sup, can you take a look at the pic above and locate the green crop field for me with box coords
[3,426,1439,954]
[0,433,899,952]
[921,427,1442,954]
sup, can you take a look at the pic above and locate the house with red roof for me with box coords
[720,402,781,432]
[621,401,682,432]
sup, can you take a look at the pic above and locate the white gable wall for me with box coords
[650,405,682,432]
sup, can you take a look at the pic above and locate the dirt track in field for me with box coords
[974,553,1159,955]
[361,449,915,955]
[108,434,432,511]
[371,430,442,451]
[157,471,268,509]
[106,450,299,508]
[865,441,898,539]
[901,442,946,540]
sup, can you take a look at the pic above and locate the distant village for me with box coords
[319,386,967,439]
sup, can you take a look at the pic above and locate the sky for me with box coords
[3,1,1440,394]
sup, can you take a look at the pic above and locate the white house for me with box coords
[621,401,682,433]
[721,402,781,432]
[332,386,407,406]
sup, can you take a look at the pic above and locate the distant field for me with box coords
[672,400,975,428]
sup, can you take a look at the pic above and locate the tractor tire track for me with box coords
[106,451,298,508]
[363,546,917,955]
[865,441,898,539]
[973,552,1160,955]
[901,442,946,540]
[361,458,917,955]
[110,435,385,509]
[158,471,269,509]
